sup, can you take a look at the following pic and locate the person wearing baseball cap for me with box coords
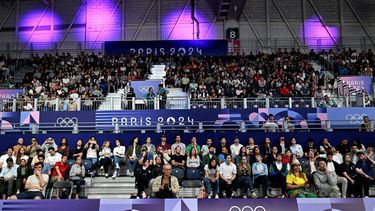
[286,161,316,198]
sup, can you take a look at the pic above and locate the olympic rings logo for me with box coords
[229,206,266,211]
[138,86,151,93]
[345,114,367,124]
[56,117,78,127]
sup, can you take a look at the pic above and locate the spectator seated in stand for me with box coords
[9,162,49,200]
[0,158,18,199]
[152,164,179,198]
[69,157,85,199]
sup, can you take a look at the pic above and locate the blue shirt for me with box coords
[42,163,51,175]
[0,164,18,178]
[138,152,154,161]
[356,159,372,177]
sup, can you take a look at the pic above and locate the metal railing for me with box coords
[0,41,104,58]
[0,37,373,58]
[0,95,374,112]
[2,119,374,134]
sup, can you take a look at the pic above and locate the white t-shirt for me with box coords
[333,153,343,164]
[86,148,97,159]
[327,161,335,172]
[0,155,16,168]
[263,122,278,132]
[219,162,237,180]
[275,162,283,171]
[26,174,49,192]
[114,146,126,158]
[204,164,219,179]
[45,153,62,166]
[230,143,243,156]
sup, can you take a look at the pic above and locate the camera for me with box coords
[163,184,169,189]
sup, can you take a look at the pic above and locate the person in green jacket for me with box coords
[186,136,201,156]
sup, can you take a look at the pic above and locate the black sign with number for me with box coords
[226,28,239,39]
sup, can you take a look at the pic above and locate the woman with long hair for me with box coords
[99,140,113,178]
[57,137,70,158]
[16,147,29,165]
[246,137,258,155]
[203,158,219,198]
[236,146,251,165]
[126,137,141,177]
[84,137,100,167]
[72,139,84,160]
[237,155,253,198]
[286,162,316,198]
[250,146,261,166]
[186,147,201,169]
[289,138,303,158]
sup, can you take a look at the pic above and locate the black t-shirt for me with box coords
[340,162,357,178]
[171,154,186,166]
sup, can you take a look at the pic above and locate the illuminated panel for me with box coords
[85,0,121,42]
[18,9,61,47]
[301,16,339,50]
[162,8,216,40]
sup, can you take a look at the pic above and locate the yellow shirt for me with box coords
[286,173,307,186]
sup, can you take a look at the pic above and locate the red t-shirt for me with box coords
[280,87,289,96]
[52,161,70,178]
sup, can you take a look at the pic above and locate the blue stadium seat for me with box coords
[186,168,202,180]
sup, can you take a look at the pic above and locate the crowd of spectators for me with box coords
[316,48,374,78]
[0,55,17,88]
[12,52,151,111]
[0,134,374,199]
[1,48,373,112]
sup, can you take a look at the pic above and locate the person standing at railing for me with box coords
[262,114,279,132]
[283,116,294,132]
[144,87,155,110]
[360,116,371,132]
[157,84,168,110]
[126,87,136,110]
[322,95,337,107]
[67,98,78,111]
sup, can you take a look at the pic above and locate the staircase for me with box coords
[149,65,166,80]
[86,176,138,199]
[97,89,125,110]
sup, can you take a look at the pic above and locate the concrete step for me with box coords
[91,176,135,183]
[91,183,136,188]
[87,194,133,199]
[86,187,137,194]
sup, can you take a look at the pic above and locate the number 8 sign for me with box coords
[226,28,240,39]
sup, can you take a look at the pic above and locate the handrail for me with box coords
[0,95,373,112]
[1,120,373,133]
